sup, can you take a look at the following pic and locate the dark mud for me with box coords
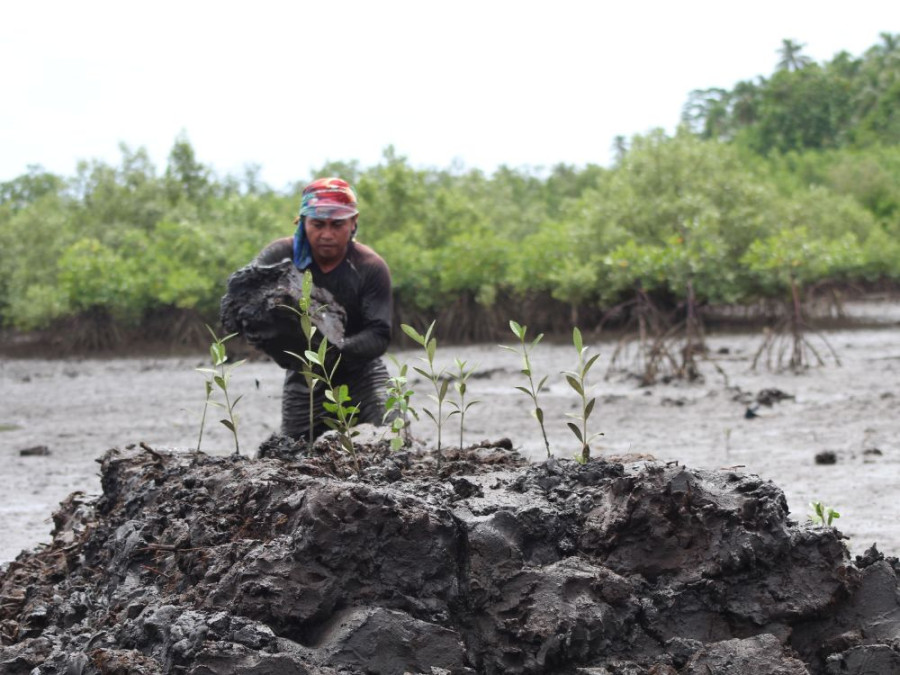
[220,260,346,369]
[3,436,900,674]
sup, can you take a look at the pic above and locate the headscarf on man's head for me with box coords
[292,177,359,269]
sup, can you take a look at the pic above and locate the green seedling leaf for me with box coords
[565,375,584,396]
[568,421,584,442]
[211,343,226,365]
[423,320,435,344]
[584,398,596,420]
[401,324,426,346]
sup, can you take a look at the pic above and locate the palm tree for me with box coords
[777,39,813,72]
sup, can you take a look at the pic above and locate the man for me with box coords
[254,177,393,442]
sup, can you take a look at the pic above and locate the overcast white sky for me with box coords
[1,1,898,190]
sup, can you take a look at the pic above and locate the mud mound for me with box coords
[2,439,900,674]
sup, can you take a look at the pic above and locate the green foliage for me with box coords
[322,384,361,461]
[384,356,418,452]
[741,227,865,296]
[283,270,328,446]
[448,359,481,451]
[562,327,602,463]
[685,33,900,155]
[302,336,362,473]
[501,320,552,458]
[809,500,841,527]
[402,321,452,468]
[282,271,362,469]
[195,327,245,454]
[4,44,900,342]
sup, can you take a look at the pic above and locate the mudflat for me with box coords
[1,300,899,563]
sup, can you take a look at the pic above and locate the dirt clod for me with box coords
[815,451,838,465]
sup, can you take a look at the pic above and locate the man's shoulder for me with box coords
[349,241,389,270]
[257,237,293,265]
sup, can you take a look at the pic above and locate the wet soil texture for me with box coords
[220,260,346,369]
[3,438,900,674]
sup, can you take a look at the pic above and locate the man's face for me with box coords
[305,215,357,266]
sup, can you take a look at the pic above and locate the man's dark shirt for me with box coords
[256,237,392,373]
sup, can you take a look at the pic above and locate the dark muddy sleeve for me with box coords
[255,238,294,266]
[340,256,392,361]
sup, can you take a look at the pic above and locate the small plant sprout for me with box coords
[196,326,246,455]
[304,338,362,474]
[402,321,452,469]
[283,270,328,446]
[501,320,552,458]
[384,355,418,452]
[323,384,360,467]
[563,327,603,464]
[448,358,481,450]
[809,500,841,527]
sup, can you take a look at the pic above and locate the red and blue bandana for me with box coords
[293,178,359,269]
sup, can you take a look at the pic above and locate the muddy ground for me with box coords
[1,299,899,565]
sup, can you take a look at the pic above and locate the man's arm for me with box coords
[340,255,392,361]
[256,238,293,266]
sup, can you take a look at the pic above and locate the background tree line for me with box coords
[1,34,899,349]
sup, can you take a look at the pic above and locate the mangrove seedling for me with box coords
[809,500,841,527]
[384,355,418,451]
[501,320,552,457]
[196,325,245,455]
[402,321,452,469]
[304,338,361,473]
[448,358,481,450]
[283,270,329,446]
[563,327,602,464]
